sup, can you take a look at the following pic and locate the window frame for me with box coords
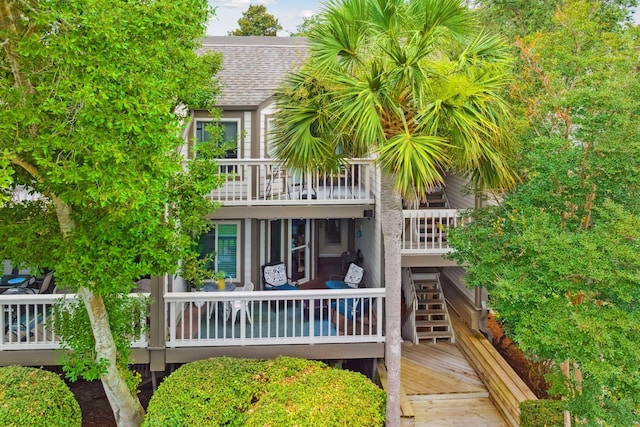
[194,118,241,159]
[199,220,241,281]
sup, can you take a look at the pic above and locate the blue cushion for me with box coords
[330,300,360,320]
[267,283,298,291]
[324,280,350,290]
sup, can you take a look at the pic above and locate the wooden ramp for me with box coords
[399,342,508,427]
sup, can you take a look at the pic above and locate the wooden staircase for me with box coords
[419,186,449,208]
[413,272,455,343]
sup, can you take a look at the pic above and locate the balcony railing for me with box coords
[205,159,375,206]
[166,288,385,347]
[1,289,384,352]
[0,293,148,351]
[401,209,470,254]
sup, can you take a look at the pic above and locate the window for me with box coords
[195,120,239,157]
[198,222,240,280]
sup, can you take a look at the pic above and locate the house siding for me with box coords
[444,173,476,209]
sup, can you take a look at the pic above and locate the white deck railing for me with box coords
[0,293,148,351]
[401,209,470,254]
[165,288,385,347]
[1,289,384,352]
[205,159,375,205]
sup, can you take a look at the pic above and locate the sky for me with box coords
[207,0,322,36]
[206,1,639,37]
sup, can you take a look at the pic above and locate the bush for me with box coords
[244,358,386,426]
[144,356,386,426]
[520,399,565,427]
[143,357,265,426]
[0,366,82,427]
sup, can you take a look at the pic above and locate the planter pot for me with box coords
[217,278,226,289]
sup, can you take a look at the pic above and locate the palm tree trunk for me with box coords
[77,288,146,427]
[380,171,403,426]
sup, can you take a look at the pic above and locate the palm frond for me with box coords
[377,132,451,199]
[407,0,473,39]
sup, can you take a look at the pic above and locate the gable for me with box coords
[198,36,309,108]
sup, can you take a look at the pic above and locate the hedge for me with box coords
[144,356,386,426]
[0,366,82,427]
[520,399,565,427]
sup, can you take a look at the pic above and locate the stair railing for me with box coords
[400,267,419,344]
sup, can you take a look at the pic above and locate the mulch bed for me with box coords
[486,312,550,398]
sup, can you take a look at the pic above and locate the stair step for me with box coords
[415,320,451,327]
[412,273,440,281]
[417,331,453,339]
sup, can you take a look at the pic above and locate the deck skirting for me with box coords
[450,310,537,427]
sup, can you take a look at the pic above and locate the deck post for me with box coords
[148,276,166,373]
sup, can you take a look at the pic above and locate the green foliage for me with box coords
[0,366,82,427]
[272,0,518,200]
[474,0,638,39]
[228,5,283,36]
[290,14,321,36]
[52,294,150,390]
[143,356,386,426]
[245,361,386,426]
[449,2,640,424]
[0,0,224,413]
[519,399,565,427]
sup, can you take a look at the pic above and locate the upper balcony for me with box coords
[207,159,374,202]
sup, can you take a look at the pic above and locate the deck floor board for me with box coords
[399,342,507,426]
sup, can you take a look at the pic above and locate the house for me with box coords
[0,37,536,426]
[0,34,488,376]
[1,35,517,421]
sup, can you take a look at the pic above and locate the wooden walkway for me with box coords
[399,342,508,427]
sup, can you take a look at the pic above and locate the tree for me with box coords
[270,0,517,423]
[473,0,638,40]
[229,5,283,36]
[449,1,640,424]
[0,1,222,426]
[289,14,321,37]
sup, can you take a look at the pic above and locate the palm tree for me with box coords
[271,0,517,423]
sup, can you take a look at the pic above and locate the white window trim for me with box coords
[212,220,241,282]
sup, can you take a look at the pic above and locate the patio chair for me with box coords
[261,262,299,291]
[227,281,254,325]
[35,271,54,294]
[325,263,365,289]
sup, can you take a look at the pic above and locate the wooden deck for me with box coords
[398,342,508,427]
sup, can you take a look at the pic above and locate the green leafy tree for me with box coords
[0,1,223,425]
[473,0,638,39]
[449,1,640,424]
[229,4,283,36]
[289,14,321,36]
[270,0,517,422]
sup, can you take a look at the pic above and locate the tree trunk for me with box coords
[78,287,146,427]
[380,172,404,426]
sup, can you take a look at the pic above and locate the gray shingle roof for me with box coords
[198,36,309,108]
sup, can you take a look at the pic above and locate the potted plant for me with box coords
[213,271,227,290]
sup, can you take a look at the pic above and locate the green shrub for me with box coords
[244,359,386,426]
[520,399,565,427]
[143,356,386,427]
[143,357,266,426]
[0,366,82,427]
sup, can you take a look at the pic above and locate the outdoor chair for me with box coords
[261,262,299,291]
[227,281,254,325]
[35,271,54,294]
[325,263,364,289]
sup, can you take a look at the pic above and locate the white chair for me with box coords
[226,282,254,325]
